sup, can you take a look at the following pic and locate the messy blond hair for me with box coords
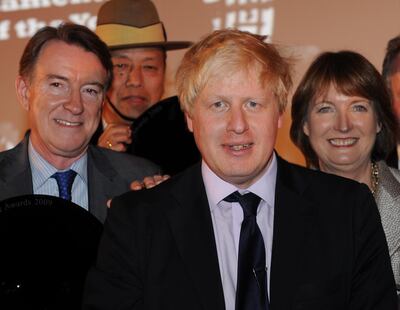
[176,29,292,115]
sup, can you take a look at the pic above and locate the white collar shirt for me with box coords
[202,153,277,310]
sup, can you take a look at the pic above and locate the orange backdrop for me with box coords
[1,0,400,165]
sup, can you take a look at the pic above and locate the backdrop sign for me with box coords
[1,0,400,166]
[0,0,103,41]
[203,0,274,38]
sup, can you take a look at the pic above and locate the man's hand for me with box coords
[130,175,170,190]
[107,175,170,208]
[98,124,132,152]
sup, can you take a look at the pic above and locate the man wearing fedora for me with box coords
[92,0,200,176]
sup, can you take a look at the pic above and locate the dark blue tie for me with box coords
[224,191,269,310]
[51,170,77,201]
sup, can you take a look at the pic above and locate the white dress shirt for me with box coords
[202,154,277,310]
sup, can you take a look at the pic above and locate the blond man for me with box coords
[84,29,396,310]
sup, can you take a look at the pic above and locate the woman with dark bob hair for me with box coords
[290,50,400,287]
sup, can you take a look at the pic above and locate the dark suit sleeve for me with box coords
[350,187,397,309]
[83,194,144,310]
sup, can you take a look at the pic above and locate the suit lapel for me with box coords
[163,159,316,309]
[269,158,315,307]
[87,146,118,223]
[165,164,225,310]
[0,135,33,199]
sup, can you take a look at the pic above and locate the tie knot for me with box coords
[224,191,261,217]
[51,170,77,201]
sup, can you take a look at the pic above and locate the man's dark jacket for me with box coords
[84,157,397,309]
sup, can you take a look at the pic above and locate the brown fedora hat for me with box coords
[96,0,192,51]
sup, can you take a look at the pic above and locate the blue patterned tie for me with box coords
[224,191,269,310]
[51,170,77,201]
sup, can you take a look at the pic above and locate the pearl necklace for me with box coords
[371,162,379,196]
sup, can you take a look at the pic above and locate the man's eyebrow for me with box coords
[142,56,158,62]
[46,74,68,81]
[86,81,106,90]
[46,74,105,90]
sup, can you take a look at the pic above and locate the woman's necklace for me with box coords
[371,162,379,196]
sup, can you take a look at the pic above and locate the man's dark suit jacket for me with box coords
[0,134,159,223]
[84,157,397,309]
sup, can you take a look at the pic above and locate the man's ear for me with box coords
[185,111,194,133]
[15,76,30,111]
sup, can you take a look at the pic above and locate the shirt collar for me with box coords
[28,138,88,191]
[202,153,278,212]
